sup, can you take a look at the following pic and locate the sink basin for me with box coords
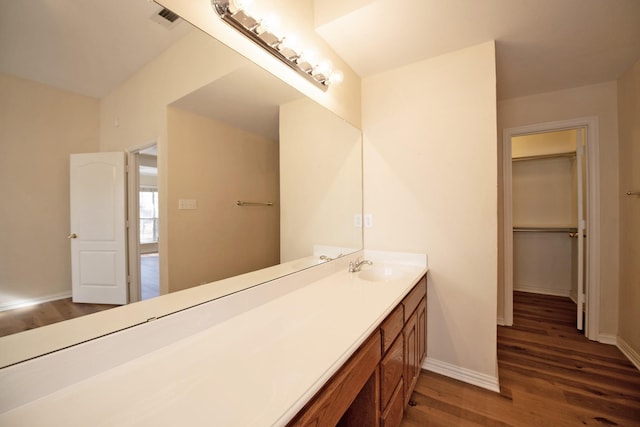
[358,266,407,282]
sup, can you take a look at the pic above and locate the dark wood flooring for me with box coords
[0,298,116,338]
[0,254,159,337]
[402,292,640,426]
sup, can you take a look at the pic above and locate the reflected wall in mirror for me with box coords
[0,0,362,345]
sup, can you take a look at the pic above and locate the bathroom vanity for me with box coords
[289,274,427,427]
[0,252,427,426]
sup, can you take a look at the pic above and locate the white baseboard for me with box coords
[513,285,571,297]
[423,357,500,393]
[598,333,618,346]
[0,292,71,312]
[617,337,640,371]
[497,315,506,326]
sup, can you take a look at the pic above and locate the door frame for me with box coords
[126,142,158,303]
[502,116,600,341]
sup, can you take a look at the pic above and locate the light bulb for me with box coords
[328,70,344,85]
[260,13,281,35]
[231,0,259,19]
[279,34,301,52]
[233,0,253,10]
[298,49,318,66]
[313,60,333,77]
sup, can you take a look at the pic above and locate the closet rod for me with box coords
[512,151,576,162]
[513,226,578,233]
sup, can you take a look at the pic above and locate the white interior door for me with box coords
[70,152,128,304]
[576,129,586,330]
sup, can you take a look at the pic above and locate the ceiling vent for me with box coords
[150,7,180,28]
[158,8,179,23]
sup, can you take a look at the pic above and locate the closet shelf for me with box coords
[512,151,576,162]
[513,226,578,233]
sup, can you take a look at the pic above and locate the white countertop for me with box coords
[0,254,427,426]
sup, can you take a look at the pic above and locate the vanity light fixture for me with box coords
[211,0,343,91]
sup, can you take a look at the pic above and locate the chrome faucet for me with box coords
[349,257,373,273]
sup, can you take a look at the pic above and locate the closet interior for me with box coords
[511,128,587,329]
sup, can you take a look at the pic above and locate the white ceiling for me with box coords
[316,0,640,99]
[171,64,303,141]
[2,0,639,102]
[0,0,192,98]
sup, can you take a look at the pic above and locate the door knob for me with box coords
[68,233,78,239]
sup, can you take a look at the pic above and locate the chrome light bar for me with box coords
[211,0,343,91]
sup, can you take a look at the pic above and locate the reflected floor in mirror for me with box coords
[141,253,159,300]
[0,299,117,338]
[0,253,161,338]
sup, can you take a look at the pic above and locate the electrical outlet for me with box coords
[354,214,362,228]
[364,214,373,228]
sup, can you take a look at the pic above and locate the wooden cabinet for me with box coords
[417,298,427,365]
[403,311,418,406]
[383,275,427,426]
[288,332,381,427]
[290,274,427,427]
[381,378,404,427]
[403,276,427,408]
[380,335,404,409]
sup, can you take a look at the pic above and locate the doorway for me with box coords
[502,117,600,341]
[127,143,160,302]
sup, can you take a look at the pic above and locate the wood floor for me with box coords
[402,292,640,427]
[0,298,116,338]
[0,254,158,338]
[141,252,160,300]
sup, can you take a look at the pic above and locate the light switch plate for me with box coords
[364,214,373,228]
[354,214,362,228]
[178,199,197,210]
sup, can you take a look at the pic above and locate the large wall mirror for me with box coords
[0,0,362,367]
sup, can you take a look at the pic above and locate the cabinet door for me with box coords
[381,378,404,427]
[417,298,427,365]
[403,311,418,407]
[380,335,404,410]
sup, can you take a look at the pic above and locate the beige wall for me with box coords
[513,233,575,297]
[617,59,640,357]
[99,30,253,294]
[166,107,280,292]
[498,81,620,337]
[279,97,362,262]
[362,41,498,379]
[0,73,99,307]
[512,157,575,227]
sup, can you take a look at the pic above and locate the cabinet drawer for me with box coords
[402,276,426,320]
[380,335,403,410]
[381,377,404,427]
[380,304,403,354]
